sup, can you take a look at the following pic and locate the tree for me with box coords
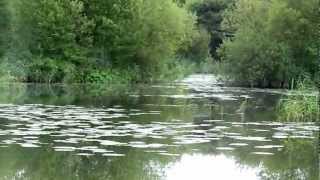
[28,0,94,64]
[0,0,9,57]
[82,0,197,75]
[219,0,319,87]
[189,0,233,59]
[0,0,199,82]
[14,0,95,82]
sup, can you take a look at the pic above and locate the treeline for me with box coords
[0,0,212,83]
[184,0,319,88]
[0,0,318,86]
[217,0,319,88]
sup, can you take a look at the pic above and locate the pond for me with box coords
[0,74,318,180]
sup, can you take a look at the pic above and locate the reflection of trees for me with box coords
[0,84,317,180]
[0,84,136,106]
[230,139,318,180]
[259,139,318,180]
[0,84,29,104]
[170,131,318,180]
[0,146,175,180]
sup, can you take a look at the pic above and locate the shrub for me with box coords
[26,57,76,83]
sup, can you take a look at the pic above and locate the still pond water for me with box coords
[0,74,318,180]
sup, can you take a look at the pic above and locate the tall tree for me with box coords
[0,0,199,82]
[219,0,319,87]
[19,0,94,64]
[82,0,196,74]
[189,0,233,59]
[0,0,9,57]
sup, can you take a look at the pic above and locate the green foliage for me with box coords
[22,0,94,63]
[79,0,198,77]
[0,0,202,83]
[83,67,141,84]
[179,28,211,62]
[157,59,198,81]
[0,60,15,82]
[189,0,233,58]
[278,78,319,122]
[26,57,77,83]
[219,0,319,87]
[199,58,226,74]
[0,0,9,57]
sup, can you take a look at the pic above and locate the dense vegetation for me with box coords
[278,78,318,121]
[0,0,319,121]
[218,0,319,88]
[193,0,319,121]
[1,0,318,87]
[0,0,212,83]
[188,0,233,59]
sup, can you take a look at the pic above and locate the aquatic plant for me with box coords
[278,79,319,122]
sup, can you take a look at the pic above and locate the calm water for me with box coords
[0,74,318,180]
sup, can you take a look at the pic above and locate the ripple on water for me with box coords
[251,152,274,156]
[53,146,76,152]
[231,136,272,142]
[173,138,211,145]
[254,145,284,149]
[229,143,248,147]
[216,147,235,151]
[19,143,40,148]
[128,142,166,149]
[99,140,126,146]
[76,153,94,156]
[159,153,180,157]
[272,132,288,139]
[0,101,318,157]
[102,153,125,157]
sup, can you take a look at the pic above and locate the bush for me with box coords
[83,67,141,84]
[0,61,15,82]
[26,57,77,83]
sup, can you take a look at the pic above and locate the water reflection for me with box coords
[165,154,260,180]
[0,137,317,180]
[0,103,317,157]
[0,74,318,180]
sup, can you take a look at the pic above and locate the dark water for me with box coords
[0,74,318,180]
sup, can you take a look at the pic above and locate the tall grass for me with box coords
[278,79,319,122]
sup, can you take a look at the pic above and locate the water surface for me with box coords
[0,74,318,180]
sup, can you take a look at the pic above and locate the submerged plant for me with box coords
[278,79,319,122]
